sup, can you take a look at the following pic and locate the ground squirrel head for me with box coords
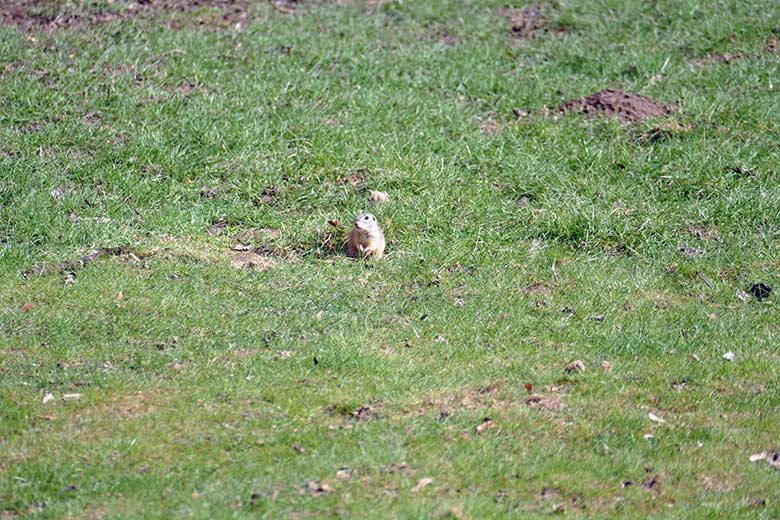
[353,212,380,233]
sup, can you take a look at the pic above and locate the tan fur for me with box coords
[346,213,385,259]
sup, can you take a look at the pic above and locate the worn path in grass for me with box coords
[1,0,780,517]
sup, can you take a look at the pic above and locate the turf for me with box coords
[1,0,780,517]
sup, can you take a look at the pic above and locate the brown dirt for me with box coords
[22,246,144,278]
[0,0,254,32]
[410,381,508,416]
[558,89,671,123]
[228,248,274,270]
[498,4,561,39]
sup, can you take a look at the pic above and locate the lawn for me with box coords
[1,0,779,517]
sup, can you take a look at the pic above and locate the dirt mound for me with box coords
[557,89,671,123]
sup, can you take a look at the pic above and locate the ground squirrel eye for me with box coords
[364,215,369,220]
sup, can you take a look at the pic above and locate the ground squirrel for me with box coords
[346,212,385,259]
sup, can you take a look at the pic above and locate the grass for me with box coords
[1,0,780,517]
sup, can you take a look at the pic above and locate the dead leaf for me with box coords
[115,291,123,301]
[42,393,54,404]
[327,219,341,228]
[565,360,585,374]
[411,477,434,493]
[648,412,666,424]
[475,417,496,434]
[231,243,251,252]
[62,393,82,401]
[369,190,389,203]
[750,452,767,462]
[22,302,37,312]
[600,360,613,371]
[524,383,533,394]
[736,290,750,302]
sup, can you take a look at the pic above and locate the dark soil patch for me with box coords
[498,4,562,39]
[558,89,671,123]
[0,0,253,32]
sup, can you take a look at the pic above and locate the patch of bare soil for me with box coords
[498,4,562,39]
[558,89,671,123]
[476,113,502,135]
[22,246,145,278]
[693,52,743,66]
[228,240,278,270]
[0,0,254,32]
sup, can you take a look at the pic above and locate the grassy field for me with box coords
[1,0,779,517]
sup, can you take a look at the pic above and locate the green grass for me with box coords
[1,0,780,517]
